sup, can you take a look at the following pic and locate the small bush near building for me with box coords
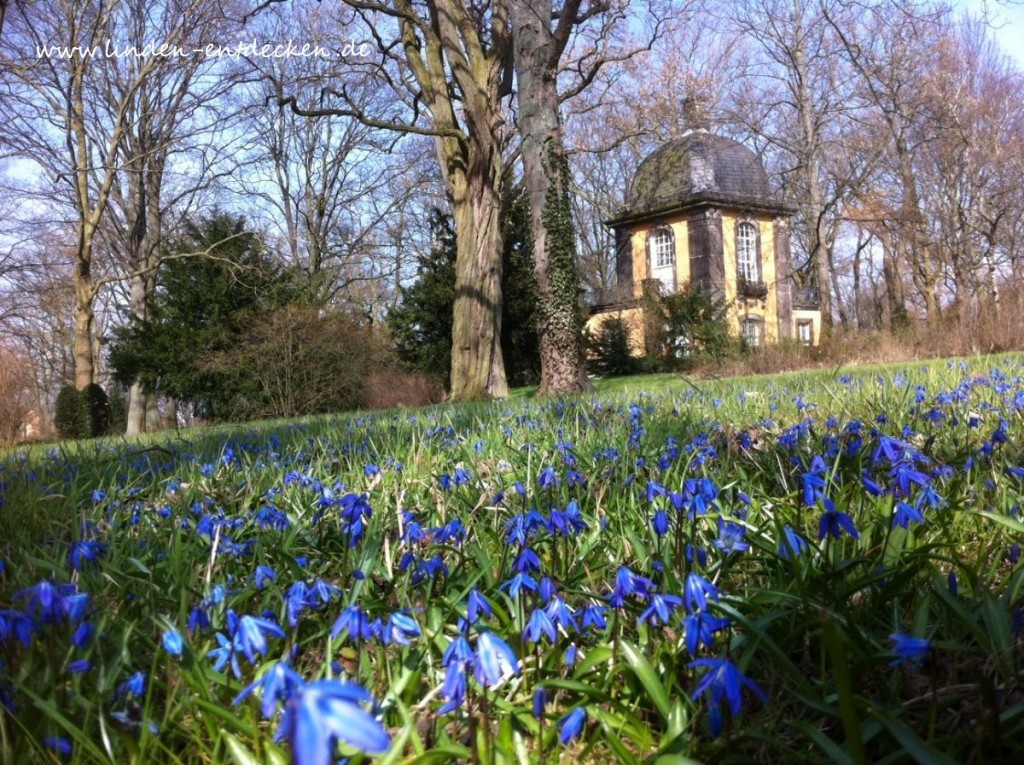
[586,317,638,378]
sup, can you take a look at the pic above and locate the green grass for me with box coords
[2,354,1024,764]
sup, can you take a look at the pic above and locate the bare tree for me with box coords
[0,0,224,390]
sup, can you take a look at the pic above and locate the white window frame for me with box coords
[797,319,813,345]
[736,221,759,283]
[741,316,763,347]
[651,227,674,269]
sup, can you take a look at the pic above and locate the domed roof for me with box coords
[615,131,788,223]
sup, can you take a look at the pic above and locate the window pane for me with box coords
[737,222,758,282]
[653,229,674,268]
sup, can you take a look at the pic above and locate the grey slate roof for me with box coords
[608,131,793,226]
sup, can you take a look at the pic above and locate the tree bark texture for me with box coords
[511,0,592,395]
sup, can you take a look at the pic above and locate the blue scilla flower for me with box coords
[235,615,285,664]
[276,680,391,764]
[331,606,374,642]
[651,509,669,537]
[683,573,719,613]
[117,671,147,700]
[523,608,557,644]
[689,657,766,730]
[14,580,70,624]
[537,466,560,490]
[443,634,473,667]
[713,518,750,554]
[777,525,809,559]
[474,632,520,688]
[818,508,860,540]
[532,687,547,719]
[801,455,828,507]
[638,593,683,628]
[381,612,421,646]
[68,540,106,572]
[233,661,305,720]
[253,565,277,590]
[684,612,730,656]
[438,661,468,714]
[892,501,924,529]
[162,628,185,657]
[43,736,72,755]
[612,566,655,604]
[513,548,542,573]
[890,633,931,666]
[558,706,587,745]
[579,604,608,632]
[544,597,576,632]
[467,589,492,624]
[208,632,242,678]
[499,572,538,598]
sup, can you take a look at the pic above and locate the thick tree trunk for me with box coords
[72,261,96,389]
[511,0,592,395]
[448,147,508,400]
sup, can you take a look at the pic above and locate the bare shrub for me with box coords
[361,367,445,411]
[0,346,37,444]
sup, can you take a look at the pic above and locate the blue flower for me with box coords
[381,612,421,646]
[68,541,106,571]
[207,632,242,678]
[713,518,749,554]
[651,510,669,537]
[684,612,730,656]
[532,687,548,719]
[235,615,285,664]
[331,606,374,642]
[467,589,492,624]
[233,661,305,719]
[523,608,557,644]
[253,565,277,590]
[438,662,467,714]
[638,593,683,628]
[537,466,560,489]
[43,736,72,755]
[890,633,931,666]
[818,508,859,540]
[558,706,587,745]
[689,657,766,720]
[277,680,390,764]
[682,572,719,613]
[474,632,520,688]
[892,501,924,529]
[162,628,185,657]
[117,671,147,699]
[498,572,537,599]
[777,525,809,559]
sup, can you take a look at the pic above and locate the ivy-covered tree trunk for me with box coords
[511,0,592,395]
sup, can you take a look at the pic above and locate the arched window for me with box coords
[647,226,675,293]
[740,315,764,348]
[736,221,760,283]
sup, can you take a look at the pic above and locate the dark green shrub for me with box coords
[53,384,89,440]
[586,317,638,377]
[107,384,128,435]
[645,288,735,371]
[82,383,112,437]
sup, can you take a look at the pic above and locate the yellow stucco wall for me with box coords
[721,213,779,343]
[792,309,821,345]
[603,210,818,348]
[630,219,690,297]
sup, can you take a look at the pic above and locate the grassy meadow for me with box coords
[2,356,1023,764]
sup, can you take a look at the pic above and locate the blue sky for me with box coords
[959,0,1024,63]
